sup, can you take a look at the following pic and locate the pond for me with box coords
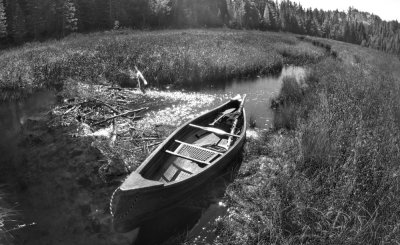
[183,66,307,129]
[130,65,307,244]
[0,65,306,245]
[0,90,57,166]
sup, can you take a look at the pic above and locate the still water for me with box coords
[0,90,57,165]
[0,66,306,245]
[193,66,307,129]
[130,66,307,244]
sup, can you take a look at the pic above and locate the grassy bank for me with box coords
[215,40,400,244]
[3,28,398,244]
[0,29,325,244]
[0,29,324,101]
[0,190,13,244]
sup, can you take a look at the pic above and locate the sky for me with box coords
[293,0,400,21]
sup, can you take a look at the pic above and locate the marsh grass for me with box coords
[0,29,324,101]
[272,76,305,130]
[249,114,257,129]
[0,191,14,244]
[216,47,400,243]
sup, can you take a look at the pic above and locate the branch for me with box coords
[92,107,148,126]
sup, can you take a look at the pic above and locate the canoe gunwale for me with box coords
[133,99,246,187]
[112,98,247,232]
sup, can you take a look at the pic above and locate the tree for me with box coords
[11,1,27,42]
[321,17,330,38]
[63,0,78,34]
[262,2,272,29]
[0,0,7,38]
[150,0,172,26]
[243,0,260,28]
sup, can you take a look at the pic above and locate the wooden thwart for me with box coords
[165,150,210,165]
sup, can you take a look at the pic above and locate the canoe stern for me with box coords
[112,172,164,232]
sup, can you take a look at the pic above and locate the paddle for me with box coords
[209,108,236,126]
[209,95,242,126]
[189,124,240,138]
[225,94,247,148]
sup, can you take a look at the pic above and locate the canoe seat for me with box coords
[166,140,222,165]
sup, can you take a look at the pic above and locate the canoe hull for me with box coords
[112,98,247,233]
[113,132,245,233]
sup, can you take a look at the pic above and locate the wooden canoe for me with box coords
[111,95,247,233]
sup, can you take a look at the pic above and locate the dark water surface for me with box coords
[0,90,56,165]
[130,66,307,244]
[130,166,240,245]
[185,66,307,129]
[0,66,306,245]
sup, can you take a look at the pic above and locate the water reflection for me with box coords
[184,66,307,129]
[0,90,56,164]
[131,161,242,245]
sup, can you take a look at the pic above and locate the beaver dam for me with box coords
[0,65,305,245]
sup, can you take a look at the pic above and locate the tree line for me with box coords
[0,0,399,55]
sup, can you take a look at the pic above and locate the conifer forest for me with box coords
[0,0,400,55]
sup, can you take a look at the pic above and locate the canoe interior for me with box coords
[140,100,244,184]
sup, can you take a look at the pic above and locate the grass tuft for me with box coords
[0,190,14,244]
[0,29,324,101]
[215,45,400,244]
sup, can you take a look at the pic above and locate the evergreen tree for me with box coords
[0,0,400,56]
[150,0,172,26]
[0,0,7,38]
[63,0,78,34]
[262,2,272,29]
[11,1,27,42]
[321,17,330,38]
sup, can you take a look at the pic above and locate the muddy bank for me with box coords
[0,85,217,245]
[0,61,311,244]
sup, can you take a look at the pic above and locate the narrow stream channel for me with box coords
[0,65,306,245]
[184,66,307,129]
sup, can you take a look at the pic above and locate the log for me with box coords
[63,105,80,115]
[93,98,121,114]
[135,66,148,86]
[92,107,147,126]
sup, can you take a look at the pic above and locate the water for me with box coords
[129,66,307,244]
[0,90,56,165]
[130,167,239,245]
[0,66,306,245]
[186,66,307,129]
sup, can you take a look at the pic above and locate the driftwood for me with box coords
[92,107,147,126]
[93,98,122,114]
[63,105,80,115]
[117,141,162,154]
[133,141,162,151]
[127,66,148,94]
[130,137,165,141]
[107,87,123,91]
[135,66,148,86]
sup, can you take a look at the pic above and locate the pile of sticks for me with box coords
[53,85,165,182]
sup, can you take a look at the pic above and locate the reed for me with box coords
[215,41,400,244]
[0,191,13,244]
[0,29,324,101]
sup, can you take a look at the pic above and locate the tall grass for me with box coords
[216,51,400,244]
[0,29,324,101]
[272,76,304,130]
[0,190,13,244]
